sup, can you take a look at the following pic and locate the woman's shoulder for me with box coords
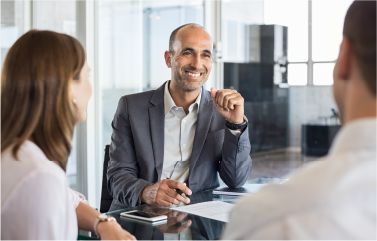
[1,140,67,204]
[2,140,65,172]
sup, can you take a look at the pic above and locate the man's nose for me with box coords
[191,54,202,70]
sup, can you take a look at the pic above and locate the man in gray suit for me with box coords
[107,23,252,208]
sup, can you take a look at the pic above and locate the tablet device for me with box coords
[120,210,168,222]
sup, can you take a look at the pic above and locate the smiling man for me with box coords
[107,23,252,210]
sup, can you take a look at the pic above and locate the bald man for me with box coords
[107,24,252,210]
[223,1,376,239]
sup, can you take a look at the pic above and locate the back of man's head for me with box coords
[343,0,376,96]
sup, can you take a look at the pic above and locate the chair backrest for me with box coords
[100,145,113,213]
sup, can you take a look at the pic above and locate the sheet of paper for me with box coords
[170,201,234,223]
[213,183,267,196]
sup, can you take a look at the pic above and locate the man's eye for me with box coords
[203,54,211,58]
[183,52,191,55]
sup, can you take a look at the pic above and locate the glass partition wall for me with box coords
[1,0,26,68]
[98,0,204,151]
[33,0,79,191]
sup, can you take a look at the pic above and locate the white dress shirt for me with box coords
[161,81,241,183]
[223,118,376,240]
[161,80,202,182]
[1,140,86,240]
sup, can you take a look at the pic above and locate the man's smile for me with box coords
[184,70,203,79]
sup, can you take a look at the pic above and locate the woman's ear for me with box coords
[68,79,77,105]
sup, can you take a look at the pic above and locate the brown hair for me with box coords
[1,30,86,171]
[343,0,376,96]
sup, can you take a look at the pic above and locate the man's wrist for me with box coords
[226,118,244,125]
[140,184,153,204]
[225,116,248,130]
[140,186,147,203]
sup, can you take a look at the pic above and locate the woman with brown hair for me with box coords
[1,30,135,240]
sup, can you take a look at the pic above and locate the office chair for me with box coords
[100,145,113,213]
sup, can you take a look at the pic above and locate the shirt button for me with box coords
[175,107,179,111]
[183,144,186,147]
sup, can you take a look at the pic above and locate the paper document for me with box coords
[213,184,267,196]
[170,201,234,223]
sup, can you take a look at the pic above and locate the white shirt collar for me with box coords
[164,80,202,116]
[329,117,377,155]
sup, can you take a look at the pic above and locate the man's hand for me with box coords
[210,87,244,124]
[97,220,136,240]
[140,179,192,207]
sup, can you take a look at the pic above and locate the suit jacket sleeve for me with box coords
[107,96,152,207]
[218,125,252,188]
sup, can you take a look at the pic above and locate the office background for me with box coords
[1,0,352,209]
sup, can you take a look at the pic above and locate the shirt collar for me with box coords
[329,117,377,155]
[164,80,202,116]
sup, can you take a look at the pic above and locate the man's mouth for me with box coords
[185,71,203,78]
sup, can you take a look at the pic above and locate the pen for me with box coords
[166,178,190,199]
[176,189,189,199]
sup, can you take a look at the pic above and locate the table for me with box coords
[78,178,282,240]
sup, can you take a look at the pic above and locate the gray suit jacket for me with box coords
[107,82,252,207]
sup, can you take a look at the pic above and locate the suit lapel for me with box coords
[189,88,214,180]
[149,82,166,180]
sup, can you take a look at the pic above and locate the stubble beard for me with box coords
[172,67,208,92]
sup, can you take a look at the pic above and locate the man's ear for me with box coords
[334,37,352,81]
[164,51,172,68]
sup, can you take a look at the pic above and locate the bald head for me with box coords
[169,23,212,54]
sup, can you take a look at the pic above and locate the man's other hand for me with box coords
[140,179,192,207]
[210,87,244,124]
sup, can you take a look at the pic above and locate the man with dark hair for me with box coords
[223,1,376,239]
[107,23,252,210]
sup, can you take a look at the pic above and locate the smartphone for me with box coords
[120,210,168,222]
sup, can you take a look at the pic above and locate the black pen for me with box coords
[176,188,189,199]
[166,178,190,199]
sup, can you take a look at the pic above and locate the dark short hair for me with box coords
[169,23,207,54]
[343,0,376,96]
